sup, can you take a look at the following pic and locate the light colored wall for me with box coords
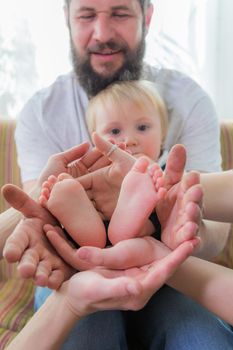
[215,0,233,119]
[200,0,233,119]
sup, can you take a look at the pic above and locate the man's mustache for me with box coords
[87,41,127,54]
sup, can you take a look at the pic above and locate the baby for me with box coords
[39,80,168,250]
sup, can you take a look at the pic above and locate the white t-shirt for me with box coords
[15,66,221,183]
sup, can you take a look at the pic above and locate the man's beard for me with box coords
[70,37,145,97]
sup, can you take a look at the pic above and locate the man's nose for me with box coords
[92,15,115,43]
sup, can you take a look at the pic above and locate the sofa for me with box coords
[0,118,233,348]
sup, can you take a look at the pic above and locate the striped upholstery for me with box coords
[0,118,232,348]
[214,120,233,268]
[0,119,34,349]
[0,119,21,213]
[0,120,20,280]
[0,279,34,349]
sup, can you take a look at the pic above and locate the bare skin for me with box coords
[77,171,202,269]
[79,134,200,247]
[2,135,201,288]
[2,142,109,288]
[40,174,106,248]
[45,137,202,271]
[7,239,197,350]
[40,155,165,249]
[108,157,165,244]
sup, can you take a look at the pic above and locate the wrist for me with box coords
[40,288,80,348]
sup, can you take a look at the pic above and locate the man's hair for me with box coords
[86,80,168,146]
[64,0,151,12]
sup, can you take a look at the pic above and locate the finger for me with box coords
[17,247,40,279]
[183,184,203,207]
[185,201,202,223]
[44,224,66,238]
[79,146,103,168]
[143,240,196,289]
[74,271,141,304]
[181,171,200,192]
[175,221,200,246]
[164,144,186,188]
[45,229,92,270]
[88,154,111,172]
[3,222,31,262]
[77,246,108,266]
[94,278,142,303]
[78,238,156,269]
[92,132,135,164]
[60,142,90,165]
[34,259,52,287]
[2,184,41,217]
[47,269,68,290]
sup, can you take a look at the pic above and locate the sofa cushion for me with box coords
[0,278,34,349]
[214,120,233,268]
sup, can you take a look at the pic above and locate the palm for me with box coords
[79,149,135,220]
[156,144,187,249]
[3,185,73,288]
[38,142,91,185]
[156,182,184,248]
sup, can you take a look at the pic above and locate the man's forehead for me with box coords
[70,0,141,11]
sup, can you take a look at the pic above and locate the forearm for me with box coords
[201,171,233,222]
[7,289,78,350]
[167,256,233,326]
[194,220,230,259]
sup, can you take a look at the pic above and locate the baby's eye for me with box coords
[110,128,121,135]
[137,124,149,131]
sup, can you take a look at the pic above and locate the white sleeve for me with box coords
[15,97,62,183]
[180,95,221,172]
[161,72,222,173]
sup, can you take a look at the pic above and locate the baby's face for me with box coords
[94,100,162,161]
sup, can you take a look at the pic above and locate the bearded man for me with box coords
[9,0,232,349]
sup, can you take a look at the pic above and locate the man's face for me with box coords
[65,0,153,96]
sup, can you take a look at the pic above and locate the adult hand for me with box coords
[46,136,202,267]
[2,185,73,289]
[78,133,136,219]
[2,142,107,288]
[156,145,203,249]
[37,141,110,186]
[62,239,197,317]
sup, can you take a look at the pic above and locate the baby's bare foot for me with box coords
[45,178,106,247]
[108,157,165,244]
[39,174,73,207]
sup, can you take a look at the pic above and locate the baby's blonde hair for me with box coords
[86,80,168,144]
